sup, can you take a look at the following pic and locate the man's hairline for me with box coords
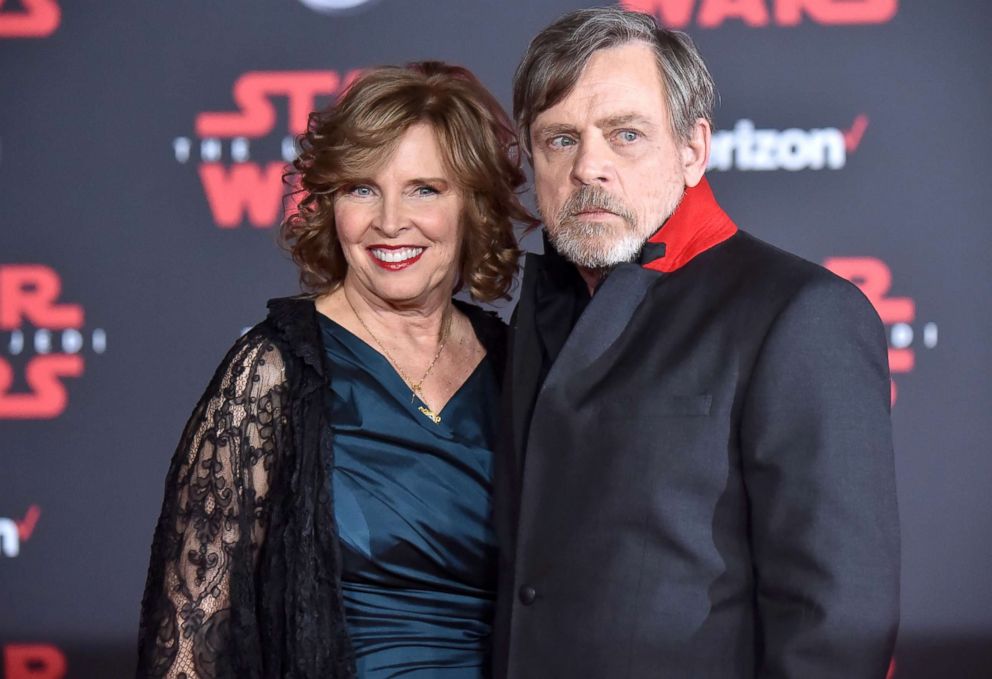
[523,39,680,155]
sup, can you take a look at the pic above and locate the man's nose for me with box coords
[570,136,613,186]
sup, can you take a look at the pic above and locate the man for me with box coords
[494,8,900,678]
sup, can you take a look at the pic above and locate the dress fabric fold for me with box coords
[319,314,498,678]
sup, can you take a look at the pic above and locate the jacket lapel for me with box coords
[539,262,658,394]
[511,177,736,474]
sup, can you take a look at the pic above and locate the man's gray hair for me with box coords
[513,7,716,152]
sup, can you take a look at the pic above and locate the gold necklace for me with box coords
[344,289,452,424]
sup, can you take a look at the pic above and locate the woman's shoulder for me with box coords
[205,296,324,389]
[200,325,290,404]
[256,295,326,375]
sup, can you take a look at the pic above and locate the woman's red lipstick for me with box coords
[367,245,425,271]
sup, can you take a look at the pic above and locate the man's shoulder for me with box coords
[721,230,835,283]
[711,230,859,296]
[717,230,880,326]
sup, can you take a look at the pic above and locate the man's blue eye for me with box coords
[549,136,576,149]
[618,130,639,143]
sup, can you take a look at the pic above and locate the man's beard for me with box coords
[541,185,681,270]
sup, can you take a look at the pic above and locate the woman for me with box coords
[137,62,533,679]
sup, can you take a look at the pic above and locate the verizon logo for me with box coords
[709,115,868,172]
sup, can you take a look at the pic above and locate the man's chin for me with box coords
[547,232,646,270]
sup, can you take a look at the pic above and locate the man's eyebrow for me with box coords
[533,115,656,138]
[532,123,577,138]
[597,113,655,129]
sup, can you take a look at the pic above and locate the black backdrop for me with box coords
[2,1,991,677]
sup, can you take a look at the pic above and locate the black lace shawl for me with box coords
[136,296,505,679]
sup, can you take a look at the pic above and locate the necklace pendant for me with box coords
[418,405,441,424]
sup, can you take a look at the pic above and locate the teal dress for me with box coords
[319,314,499,678]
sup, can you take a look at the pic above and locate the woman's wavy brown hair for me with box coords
[281,61,536,302]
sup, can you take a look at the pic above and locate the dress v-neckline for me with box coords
[317,312,488,423]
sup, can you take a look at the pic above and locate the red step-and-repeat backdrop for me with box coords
[2,1,990,676]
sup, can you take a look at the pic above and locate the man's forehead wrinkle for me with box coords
[537,85,631,126]
[532,48,667,140]
[536,103,657,132]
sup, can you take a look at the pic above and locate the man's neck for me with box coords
[577,266,608,296]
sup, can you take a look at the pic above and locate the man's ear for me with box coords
[681,118,711,188]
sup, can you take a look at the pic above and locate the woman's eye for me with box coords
[348,185,374,197]
[415,185,440,197]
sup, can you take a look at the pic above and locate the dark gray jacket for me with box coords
[494,185,899,679]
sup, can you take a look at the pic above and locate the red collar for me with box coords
[640,177,738,274]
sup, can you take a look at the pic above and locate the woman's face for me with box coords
[334,123,464,311]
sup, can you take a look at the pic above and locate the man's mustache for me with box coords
[556,186,637,227]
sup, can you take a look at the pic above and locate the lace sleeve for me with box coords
[137,333,288,679]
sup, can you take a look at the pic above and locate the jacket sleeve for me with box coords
[136,332,288,679]
[740,276,900,679]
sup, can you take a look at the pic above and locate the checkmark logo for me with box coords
[16,505,41,541]
[843,114,870,153]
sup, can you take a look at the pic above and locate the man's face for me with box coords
[530,42,698,271]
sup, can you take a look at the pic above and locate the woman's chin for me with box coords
[355,281,450,310]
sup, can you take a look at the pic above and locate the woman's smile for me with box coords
[368,245,426,270]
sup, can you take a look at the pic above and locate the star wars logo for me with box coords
[709,114,868,172]
[0,0,60,38]
[0,505,39,558]
[0,265,106,419]
[173,70,361,229]
[2,645,66,679]
[622,0,898,28]
[824,257,936,405]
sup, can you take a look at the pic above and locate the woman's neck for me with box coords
[336,280,453,348]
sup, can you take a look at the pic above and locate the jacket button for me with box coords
[518,585,537,605]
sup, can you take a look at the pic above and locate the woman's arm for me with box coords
[137,333,288,679]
